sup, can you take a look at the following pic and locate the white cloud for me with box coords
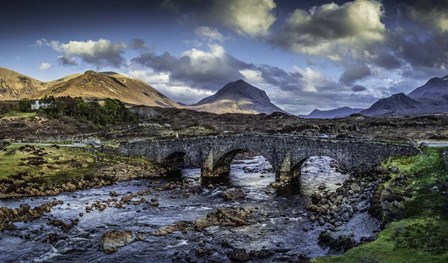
[273,0,385,60]
[34,39,49,47]
[49,38,126,68]
[195,26,224,42]
[127,69,214,104]
[211,0,276,37]
[39,62,52,70]
[239,69,264,84]
[293,66,328,92]
[128,70,170,85]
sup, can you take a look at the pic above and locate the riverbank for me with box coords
[0,143,159,200]
[314,147,448,262]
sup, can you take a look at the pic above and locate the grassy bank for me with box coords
[0,143,158,198]
[314,148,448,263]
[0,144,94,183]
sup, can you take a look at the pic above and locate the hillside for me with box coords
[38,71,181,108]
[0,67,47,100]
[360,93,424,117]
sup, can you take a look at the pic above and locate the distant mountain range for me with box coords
[1,66,447,117]
[302,107,362,119]
[189,80,285,114]
[303,75,448,118]
[360,75,448,117]
[0,68,284,115]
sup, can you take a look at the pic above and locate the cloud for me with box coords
[293,66,329,93]
[162,0,276,37]
[129,38,148,50]
[34,39,49,47]
[195,26,224,42]
[130,43,381,114]
[57,55,78,66]
[132,44,247,90]
[127,69,214,104]
[407,0,448,34]
[49,39,126,68]
[352,85,367,92]
[38,62,52,70]
[272,0,385,60]
[210,0,276,37]
[339,64,371,85]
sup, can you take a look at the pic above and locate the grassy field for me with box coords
[0,144,95,184]
[1,111,37,120]
[314,147,448,263]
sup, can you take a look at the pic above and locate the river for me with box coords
[0,156,379,262]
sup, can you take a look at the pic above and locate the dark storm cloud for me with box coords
[131,45,303,92]
[257,65,303,91]
[369,49,402,70]
[132,47,245,90]
[405,0,448,34]
[391,30,448,72]
[352,85,367,92]
[339,64,371,85]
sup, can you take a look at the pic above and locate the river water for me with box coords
[0,156,379,262]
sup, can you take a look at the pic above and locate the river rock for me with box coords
[318,231,356,253]
[195,207,252,230]
[221,189,246,201]
[350,183,361,192]
[102,230,134,253]
[228,249,250,262]
[318,184,327,190]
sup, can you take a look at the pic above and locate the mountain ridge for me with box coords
[0,68,181,108]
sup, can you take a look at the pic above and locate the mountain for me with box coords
[0,68,181,108]
[39,70,181,108]
[408,75,448,102]
[303,107,363,119]
[0,67,47,100]
[189,80,285,114]
[360,93,424,116]
[361,75,448,117]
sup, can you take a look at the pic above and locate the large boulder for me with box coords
[102,230,134,253]
[195,207,252,230]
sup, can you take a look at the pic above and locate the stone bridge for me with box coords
[117,134,419,183]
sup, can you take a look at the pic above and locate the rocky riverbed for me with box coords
[0,156,381,262]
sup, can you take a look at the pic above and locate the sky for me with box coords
[0,0,447,114]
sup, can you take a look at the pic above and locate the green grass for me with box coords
[1,111,37,120]
[0,144,95,183]
[314,147,448,263]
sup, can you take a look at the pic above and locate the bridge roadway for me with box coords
[117,134,419,183]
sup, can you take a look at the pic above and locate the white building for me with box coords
[31,100,51,110]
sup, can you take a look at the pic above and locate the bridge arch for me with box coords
[290,155,349,179]
[210,148,276,177]
[161,149,201,172]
